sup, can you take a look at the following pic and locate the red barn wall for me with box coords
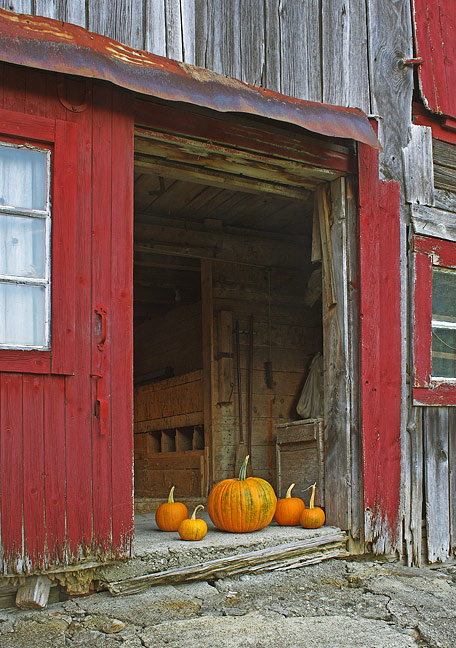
[0,63,134,574]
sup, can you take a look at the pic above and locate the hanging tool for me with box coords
[247,315,254,461]
[234,321,248,471]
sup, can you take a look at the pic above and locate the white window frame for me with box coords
[0,141,52,350]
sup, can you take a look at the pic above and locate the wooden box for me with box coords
[275,418,325,506]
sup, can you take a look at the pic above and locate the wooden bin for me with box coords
[275,418,325,507]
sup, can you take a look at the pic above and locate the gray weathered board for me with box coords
[107,531,348,596]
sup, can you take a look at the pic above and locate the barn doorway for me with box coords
[131,110,352,519]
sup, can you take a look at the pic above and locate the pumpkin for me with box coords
[155,486,188,531]
[207,455,277,533]
[274,483,305,526]
[178,505,208,541]
[300,483,325,529]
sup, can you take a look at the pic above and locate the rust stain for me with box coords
[0,8,380,149]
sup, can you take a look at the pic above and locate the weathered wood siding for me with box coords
[0,64,134,574]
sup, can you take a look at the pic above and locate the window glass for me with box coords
[0,283,46,347]
[0,214,46,278]
[432,268,456,378]
[0,145,47,211]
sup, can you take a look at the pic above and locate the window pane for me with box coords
[0,145,47,211]
[432,327,456,378]
[432,268,456,321]
[0,283,46,347]
[0,214,46,278]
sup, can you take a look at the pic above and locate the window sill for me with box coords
[0,349,50,374]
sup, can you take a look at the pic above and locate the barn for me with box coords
[0,1,454,606]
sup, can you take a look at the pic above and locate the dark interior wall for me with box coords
[134,300,202,381]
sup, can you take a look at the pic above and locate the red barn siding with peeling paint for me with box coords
[0,63,134,574]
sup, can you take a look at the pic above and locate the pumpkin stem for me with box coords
[309,482,316,509]
[286,483,295,498]
[191,504,204,520]
[238,455,250,481]
[168,485,175,504]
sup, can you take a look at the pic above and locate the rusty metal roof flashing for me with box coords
[0,9,380,150]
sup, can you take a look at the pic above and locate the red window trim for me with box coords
[413,234,456,405]
[0,110,76,375]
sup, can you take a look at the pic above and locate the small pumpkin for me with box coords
[178,505,208,541]
[300,482,325,529]
[208,455,277,533]
[274,483,306,526]
[155,486,188,531]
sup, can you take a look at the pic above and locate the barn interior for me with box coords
[132,121,327,514]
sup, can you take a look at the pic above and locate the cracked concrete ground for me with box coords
[1,558,456,647]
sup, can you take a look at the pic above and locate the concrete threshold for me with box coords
[98,512,348,596]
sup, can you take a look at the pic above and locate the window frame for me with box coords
[413,234,456,405]
[0,110,77,375]
[0,140,52,351]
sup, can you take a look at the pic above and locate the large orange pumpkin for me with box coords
[207,455,277,532]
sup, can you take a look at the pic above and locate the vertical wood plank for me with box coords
[43,376,66,567]
[203,0,241,79]
[404,408,424,565]
[3,63,26,113]
[240,0,265,86]
[1,374,23,572]
[64,0,87,28]
[322,178,351,530]
[34,1,64,20]
[367,0,413,181]
[449,407,456,557]
[25,68,48,117]
[64,83,93,559]
[88,0,144,50]
[180,0,195,64]
[264,0,281,93]
[402,125,434,206]
[201,259,214,492]
[110,89,134,556]
[0,1,32,13]
[279,0,321,102]
[91,84,113,553]
[165,0,183,60]
[424,407,450,562]
[359,143,402,554]
[51,119,77,375]
[145,0,167,57]
[22,375,45,571]
[322,0,370,112]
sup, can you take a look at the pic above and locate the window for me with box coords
[414,235,456,405]
[0,142,51,349]
[0,109,77,375]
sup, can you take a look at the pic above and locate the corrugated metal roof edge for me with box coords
[0,9,381,150]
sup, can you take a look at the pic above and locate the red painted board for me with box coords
[22,375,45,571]
[0,351,50,374]
[414,252,432,388]
[413,0,456,117]
[44,376,66,567]
[51,119,77,375]
[90,85,113,553]
[111,90,134,556]
[413,102,456,146]
[0,373,23,572]
[414,235,456,268]
[358,142,402,551]
[414,385,456,405]
[64,89,93,559]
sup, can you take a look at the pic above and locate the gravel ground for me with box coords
[1,558,456,647]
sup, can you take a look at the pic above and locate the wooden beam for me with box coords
[16,576,51,610]
[201,259,214,494]
[134,154,316,199]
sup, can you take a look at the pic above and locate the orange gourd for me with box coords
[155,486,189,531]
[208,455,277,533]
[274,483,305,526]
[300,483,325,529]
[178,505,208,541]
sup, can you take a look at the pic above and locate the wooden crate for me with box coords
[275,418,325,506]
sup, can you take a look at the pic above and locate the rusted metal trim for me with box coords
[0,9,380,150]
